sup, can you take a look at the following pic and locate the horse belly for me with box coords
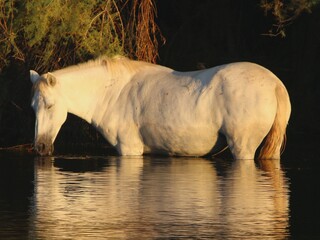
[140,124,219,156]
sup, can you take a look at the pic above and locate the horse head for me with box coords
[30,70,67,156]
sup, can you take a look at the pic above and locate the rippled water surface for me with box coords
[0,153,319,239]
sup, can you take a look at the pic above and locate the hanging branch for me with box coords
[260,0,320,37]
[125,0,165,63]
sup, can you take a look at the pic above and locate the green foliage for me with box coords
[261,0,320,37]
[0,0,19,67]
[0,0,162,72]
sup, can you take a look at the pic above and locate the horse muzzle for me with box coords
[34,141,54,156]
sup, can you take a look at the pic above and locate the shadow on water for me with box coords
[0,153,35,239]
[281,131,320,238]
[0,152,296,239]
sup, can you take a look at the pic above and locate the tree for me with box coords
[260,0,320,37]
[0,0,163,72]
[0,0,164,147]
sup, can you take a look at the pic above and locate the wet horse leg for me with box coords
[224,125,270,160]
[116,125,144,156]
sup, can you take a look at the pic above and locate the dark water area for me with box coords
[1,138,319,239]
[0,1,318,238]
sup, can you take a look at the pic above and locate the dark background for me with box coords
[157,0,320,167]
[0,1,320,237]
[1,0,319,165]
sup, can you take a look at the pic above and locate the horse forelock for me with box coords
[31,77,49,98]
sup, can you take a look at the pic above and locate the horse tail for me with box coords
[258,83,291,160]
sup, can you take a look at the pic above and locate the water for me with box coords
[3,152,315,239]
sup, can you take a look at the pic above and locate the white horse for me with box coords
[30,56,291,159]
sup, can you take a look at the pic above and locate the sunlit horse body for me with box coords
[30,56,291,159]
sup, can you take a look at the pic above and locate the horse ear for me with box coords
[47,72,57,87]
[30,70,40,84]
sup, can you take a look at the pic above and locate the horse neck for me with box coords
[56,65,123,123]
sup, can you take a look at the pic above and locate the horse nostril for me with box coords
[34,141,54,156]
[36,143,46,153]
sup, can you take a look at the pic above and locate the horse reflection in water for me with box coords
[29,157,289,239]
[222,160,289,239]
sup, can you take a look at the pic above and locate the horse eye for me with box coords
[47,104,54,110]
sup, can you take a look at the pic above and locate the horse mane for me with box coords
[100,55,160,76]
[54,55,164,78]
[32,55,169,96]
